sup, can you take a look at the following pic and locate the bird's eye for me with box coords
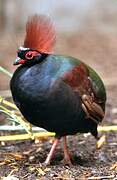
[25,51,34,60]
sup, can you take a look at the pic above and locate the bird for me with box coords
[10,14,106,165]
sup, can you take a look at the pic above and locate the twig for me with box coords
[96,135,106,149]
[0,105,32,134]
[0,132,55,141]
[88,175,115,179]
[0,96,18,110]
[98,125,117,132]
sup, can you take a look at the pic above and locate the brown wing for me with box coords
[62,63,105,124]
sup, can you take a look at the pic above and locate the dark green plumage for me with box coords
[10,14,106,164]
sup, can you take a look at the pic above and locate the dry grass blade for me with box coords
[0,66,12,78]
[0,132,55,141]
[3,152,25,161]
[1,169,19,180]
[0,96,32,134]
[98,125,117,132]
[0,96,18,110]
[96,135,106,149]
[110,162,117,170]
[0,105,32,134]
[88,175,115,180]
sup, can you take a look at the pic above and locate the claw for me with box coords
[61,158,72,166]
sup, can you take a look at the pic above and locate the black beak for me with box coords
[13,57,21,65]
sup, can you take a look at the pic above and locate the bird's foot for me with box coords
[61,155,73,166]
[42,160,50,166]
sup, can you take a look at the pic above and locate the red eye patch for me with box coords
[25,51,40,60]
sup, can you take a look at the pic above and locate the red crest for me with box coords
[24,14,56,54]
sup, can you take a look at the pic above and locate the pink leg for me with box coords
[44,138,59,165]
[63,136,72,165]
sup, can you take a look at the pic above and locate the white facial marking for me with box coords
[16,57,21,61]
[19,46,30,51]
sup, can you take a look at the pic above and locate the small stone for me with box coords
[29,156,35,161]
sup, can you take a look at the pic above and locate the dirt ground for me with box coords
[0,31,117,179]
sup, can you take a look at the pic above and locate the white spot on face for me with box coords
[19,46,30,51]
[16,57,21,61]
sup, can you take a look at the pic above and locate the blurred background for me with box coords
[0,0,117,93]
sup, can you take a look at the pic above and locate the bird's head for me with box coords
[14,46,45,65]
[13,14,56,66]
